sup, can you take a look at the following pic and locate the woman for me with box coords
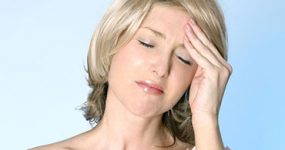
[32,0,232,149]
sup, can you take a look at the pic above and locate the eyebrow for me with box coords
[142,27,166,40]
[142,26,185,49]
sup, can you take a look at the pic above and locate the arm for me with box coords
[192,114,224,150]
[184,19,232,150]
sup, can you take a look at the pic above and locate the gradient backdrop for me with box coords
[0,0,284,149]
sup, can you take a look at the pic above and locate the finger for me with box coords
[184,36,212,69]
[185,23,221,67]
[188,20,232,70]
[188,19,227,62]
[188,19,223,59]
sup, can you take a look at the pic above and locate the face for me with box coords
[107,5,197,118]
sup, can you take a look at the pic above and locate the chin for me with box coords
[124,97,165,118]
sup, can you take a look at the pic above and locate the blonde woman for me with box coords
[32,0,232,149]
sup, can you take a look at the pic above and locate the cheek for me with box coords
[117,42,147,66]
[111,45,140,70]
[108,41,147,84]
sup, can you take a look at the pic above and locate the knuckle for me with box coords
[226,64,233,74]
[208,65,220,76]
[207,63,232,79]
[221,66,232,77]
[204,40,212,48]
[192,37,200,44]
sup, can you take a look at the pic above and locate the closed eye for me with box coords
[177,56,192,65]
[138,40,155,48]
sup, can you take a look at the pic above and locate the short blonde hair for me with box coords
[83,0,227,146]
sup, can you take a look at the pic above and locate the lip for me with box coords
[135,80,164,95]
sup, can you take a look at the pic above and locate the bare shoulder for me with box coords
[29,137,76,150]
[29,130,93,150]
[29,142,70,150]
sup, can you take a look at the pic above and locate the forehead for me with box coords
[140,5,191,36]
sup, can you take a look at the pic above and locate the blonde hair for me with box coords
[82,0,227,146]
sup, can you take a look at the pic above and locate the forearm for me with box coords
[192,114,224,150]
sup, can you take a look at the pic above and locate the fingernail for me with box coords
[184,36,188,42]
[186,24,191,33]
[186,24,190,31]
[190,19,195,25]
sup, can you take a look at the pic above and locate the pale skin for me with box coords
[31,5,232,150]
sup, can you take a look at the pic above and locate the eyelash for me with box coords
[138,40,155,48]
[138,40,191,65]
[177,56,192,65]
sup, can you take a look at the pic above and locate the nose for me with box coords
[150,53,171,78]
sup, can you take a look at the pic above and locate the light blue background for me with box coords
[0,0,284,149]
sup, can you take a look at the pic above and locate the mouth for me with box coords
[135,80,164,95]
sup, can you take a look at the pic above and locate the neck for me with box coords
[90,90,173,149]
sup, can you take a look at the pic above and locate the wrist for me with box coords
[191,113,224,150]
[192,113,219,128]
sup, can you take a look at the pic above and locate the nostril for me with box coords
[150,54,171,78]
[151,65,170,78]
